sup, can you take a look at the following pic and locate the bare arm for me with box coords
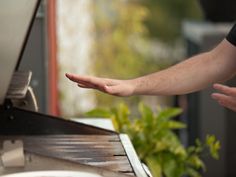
[132,39,236,95]
[66,39,236,96]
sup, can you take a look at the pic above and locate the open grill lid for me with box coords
[0,0,118,136]
[0,0,40,105]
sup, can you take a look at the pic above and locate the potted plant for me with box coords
[86,102,220,177]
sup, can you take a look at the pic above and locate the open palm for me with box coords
[65,73,135,97]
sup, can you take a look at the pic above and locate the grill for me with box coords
[0,1,148,177]
[0,85,148,177]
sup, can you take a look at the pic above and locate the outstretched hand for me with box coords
[65,73,135,97]
[212,83,236,112]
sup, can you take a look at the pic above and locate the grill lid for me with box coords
[0,0,40,105]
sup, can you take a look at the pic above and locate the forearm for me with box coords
[66,24,236,98]
[131,39,236,96]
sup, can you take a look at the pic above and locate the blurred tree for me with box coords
[92,0,160,107]
[91,0,203,107]
[140,0,203,43]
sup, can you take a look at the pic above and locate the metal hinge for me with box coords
[1,140,25,167]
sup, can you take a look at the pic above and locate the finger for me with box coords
[213,83,236,97]
[77,83,95,89]
[66,73,107,89]
[211,93,231,102]
[218,100,236,112]
[77,78,116,93]
[66,74,98,89]
[211,93,236,111]
[77,80,100,89]
[65,73,94,83]
[65,73,124,95]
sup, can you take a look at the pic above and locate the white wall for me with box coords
[57,0,95,116]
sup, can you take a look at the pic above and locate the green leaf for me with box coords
[117,103,130,123]
[146,156,162,177]
[186,167,201,177]
[139,102,153,123]
[86,108,112,118]
[111,115,120,132]
[113,103,132,132]
[162,153,184,177]
[187,155,206,170]
[157,107,182,121]
[206,135,221,159]
[165,120,186,129]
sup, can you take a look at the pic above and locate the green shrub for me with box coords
[86,102,220,177]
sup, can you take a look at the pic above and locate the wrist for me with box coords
[129,78,142,95]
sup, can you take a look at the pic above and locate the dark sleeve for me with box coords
[226,23,236,46]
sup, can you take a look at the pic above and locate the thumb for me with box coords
[103,85,123,96]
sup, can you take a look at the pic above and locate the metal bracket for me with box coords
[1,140,25,167]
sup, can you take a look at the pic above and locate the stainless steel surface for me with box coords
[0,0,38,104]
[141,164,152,177]
[120,134,148,177]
